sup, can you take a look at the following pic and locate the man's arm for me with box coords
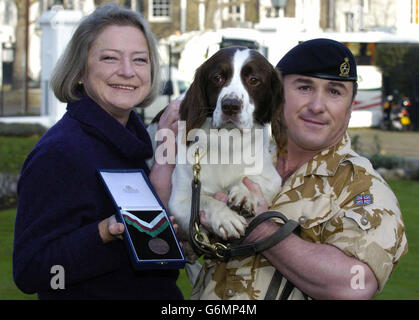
[209,178,378,300]
[245,219,378,300]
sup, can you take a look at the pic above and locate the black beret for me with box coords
[276,38,357,81]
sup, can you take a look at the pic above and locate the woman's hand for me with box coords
[199,177,269,237]
[149,99,182,208]
[199,177,269,233]
[98,215,124,244]
[157,99,181,136]
[241,177,269,214]
[98,215,178,245]
[169,215,178,235]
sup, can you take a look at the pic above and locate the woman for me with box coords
[13,4,181,299]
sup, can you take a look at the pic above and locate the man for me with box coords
[192,38,408,300]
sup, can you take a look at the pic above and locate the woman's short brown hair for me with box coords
[50,3,160,109]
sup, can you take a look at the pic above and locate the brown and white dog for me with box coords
[148,46,286,240]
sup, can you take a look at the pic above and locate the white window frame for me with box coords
[345,11,354,32]
[234,3,245,21]
[148,0,171,23]
[222,0,245,22]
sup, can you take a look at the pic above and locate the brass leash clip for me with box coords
[193,148,201,183]
[194,225,228,259]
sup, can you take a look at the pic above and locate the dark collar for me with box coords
[66,94,153,162]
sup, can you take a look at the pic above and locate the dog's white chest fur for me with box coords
[168,119,282,240]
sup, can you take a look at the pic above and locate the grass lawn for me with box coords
[1,180,417,300]
[0,208,36,300]
[374,180,419,300]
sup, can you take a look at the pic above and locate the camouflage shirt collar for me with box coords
[302,132,353,177]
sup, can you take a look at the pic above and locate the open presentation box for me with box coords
[98,169,186,270]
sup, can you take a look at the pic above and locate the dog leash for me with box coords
[189,148,229,259]
[189,148,300,262]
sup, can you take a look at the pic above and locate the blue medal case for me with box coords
[98,169,186,270]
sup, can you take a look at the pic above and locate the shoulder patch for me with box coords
[354,194,373,206]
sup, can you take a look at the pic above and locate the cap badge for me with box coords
[339,57,350,77]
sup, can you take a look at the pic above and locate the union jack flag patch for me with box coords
[354,194,373,206]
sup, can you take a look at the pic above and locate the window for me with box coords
[223,0,245,22]
[345,12,354,32]
[267,7,281,18]
[149,0,171,22]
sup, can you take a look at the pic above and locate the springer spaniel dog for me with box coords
[148,46,286,241]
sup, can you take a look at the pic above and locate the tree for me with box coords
[12,0,127,90]
[376,44,419,99]
[12,0,37,89]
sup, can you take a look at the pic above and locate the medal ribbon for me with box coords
[121,211,169,238]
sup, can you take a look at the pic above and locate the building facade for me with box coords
[1,0,418,83]
[141,0,260,39]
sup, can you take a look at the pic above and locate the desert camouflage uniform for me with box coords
[190,132,408,300]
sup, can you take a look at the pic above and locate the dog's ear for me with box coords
[179,64,209,139]
[270,69,287,156]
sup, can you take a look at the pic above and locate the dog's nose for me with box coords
[221,98,242,116]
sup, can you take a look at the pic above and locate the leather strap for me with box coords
[188,163,299,260]
[189,182,299,260]
[264,270,299,300]
[218,211,299,260]
[280,280,296,300]
[189,179,214,257]
[264,269,283,300]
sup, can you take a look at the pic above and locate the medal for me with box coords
[121,211,171,255]
[148,237,170,255]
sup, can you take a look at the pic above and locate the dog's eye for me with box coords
[212,74,224,85]
[248,76,260,86]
